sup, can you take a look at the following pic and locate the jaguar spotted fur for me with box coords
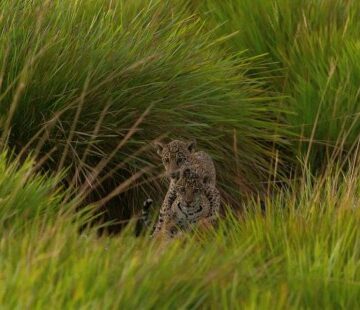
[152,139,219,236]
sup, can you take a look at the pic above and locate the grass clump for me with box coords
[0,0,283,219]
[195,0,360,168]
[0,151,67,233]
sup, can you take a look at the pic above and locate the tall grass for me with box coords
[0,151,68,233]
[0,0,283,223]
[1,1,360,307]
[194,0,360,168]
[1,151,360,308]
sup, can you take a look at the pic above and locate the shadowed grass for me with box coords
[0,0,284,222]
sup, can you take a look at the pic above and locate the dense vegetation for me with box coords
[0,0,359,308]
[2,152,360,308]
[195,0,360,166]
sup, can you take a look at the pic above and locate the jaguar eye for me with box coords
[177,157,184,165]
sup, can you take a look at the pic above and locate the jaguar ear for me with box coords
[154,141,165,156]
[187,139,196,153]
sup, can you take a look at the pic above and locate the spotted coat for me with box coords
[152,140,218,236]
[154,163,220,239]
